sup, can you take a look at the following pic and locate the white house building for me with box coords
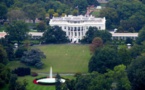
[49,15,106,43]
[111,32,138,40]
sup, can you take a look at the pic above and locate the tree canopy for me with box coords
[42,26,69,44]
[127,56,145,90]
[81,27,112,44]
[89,46,120,73]
[21,48,46,68]
[5,21,29,44]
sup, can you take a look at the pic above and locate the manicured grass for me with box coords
[17,75,75,90]
[8,44,91,73]
[32,44,91,73]
[18,76,55,90]
[6,44,90,90]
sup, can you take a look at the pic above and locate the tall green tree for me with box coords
[81,27,98,43]
[21,48,46,68]
[5,21,29,44]
[42,26,69,44]
[7,10,26,22]
[127,56,145,90]
[73,0,88,14]
[89,46,120,73]
[0,44,8,64]
[0,63,11,88]
[81,27,111,43]
[87,0,99,6]
[0,4,7,21]
[55,73,61,90]
[23,3,45,24]
[118,47,132,66]
[107,65,131,90]
[136,26,145,45]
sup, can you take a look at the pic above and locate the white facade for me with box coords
[49,15,106,43]
[110,32,138,40]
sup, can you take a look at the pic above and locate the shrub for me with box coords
[13,67,31,76]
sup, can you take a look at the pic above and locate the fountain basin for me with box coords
[36,78,65,83]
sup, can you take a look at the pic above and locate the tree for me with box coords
[129,45,143,59]
[89,46,120,73]
[21,48,46,68]
[125,37,133,45]
[0,63,11,87]
[0,0,14,7]
[73,0,88,14]
[88,72,113,90]
[0,44,8,64]
[23,3,45,24]
[56,9,63,16]
[72,9,79,16]
[75,74,92,90]
[55,73,61,90]
[118,47,132,66]
[89,37,103,54]
[81,27,112,43]
[94,30,112,43]
[136,26,145,45]
[0,4,7,22]
[15,46,27,59]
[127,56,145,90]
[100,7,119,29]
[9,74,27,90]
[42,26,69,44]
[107,65,131,90]
[5,21,29,44]
[74,72,113,90]
[12,67,30,76]
[87,0,99,6]
[7,10,26,22]
[81,27,98,43]
[0,38,15,61]
[48,9,55,18]
[36,21,46,32]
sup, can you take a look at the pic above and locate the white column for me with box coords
[70,27,72,40]
[66,26,68,36]
[73,27,75,38]
[77,27,79,38]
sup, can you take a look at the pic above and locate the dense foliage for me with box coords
[12,67,31,76]
[21,48,46,68]
[42,26,69,44]
[89,46,120,73]
[100,0,145,31]
[81,27,112,43]
[62,65,130,90]
[89,37,103,54]
[0,44,8,64]
[127,56,145,90]
[5,21,29,44]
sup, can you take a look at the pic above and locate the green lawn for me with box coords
[18,76,55,90]
[6,44,90,90]
[8,44,91,73]
[16,74,76,90]
[32,44,91,73]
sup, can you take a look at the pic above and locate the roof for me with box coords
[0,32,6,38]
[111,32,138,37]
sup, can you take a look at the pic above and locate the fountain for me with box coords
[34,67,65,85]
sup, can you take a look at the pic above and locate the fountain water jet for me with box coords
[35,67,65,85]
